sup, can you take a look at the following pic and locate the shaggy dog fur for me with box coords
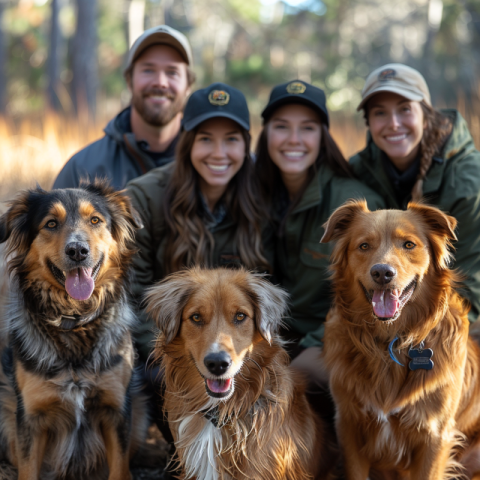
[145,267,334,480]
[0,182,149,480]
[321,200,480,480]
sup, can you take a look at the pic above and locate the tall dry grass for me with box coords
[0,113,106,209]
[2,106,477,209]
[0,111,370,208]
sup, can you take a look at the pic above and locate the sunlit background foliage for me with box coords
[0,0,479,203]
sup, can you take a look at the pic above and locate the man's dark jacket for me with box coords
[53,107,176,190]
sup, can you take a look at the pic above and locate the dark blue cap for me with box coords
[182,82,250,131]
[261,80,329,127]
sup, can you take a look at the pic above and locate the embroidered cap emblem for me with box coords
[208,90,230,106]
[286,82,306,94]
[378,68,396,82]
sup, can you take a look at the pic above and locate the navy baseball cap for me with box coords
[261,80,329,127]
[182,82,250,132]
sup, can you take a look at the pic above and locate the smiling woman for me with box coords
[127,82,272,365]
[254,80,385,427]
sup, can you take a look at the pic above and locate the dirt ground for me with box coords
[131,425,173,480]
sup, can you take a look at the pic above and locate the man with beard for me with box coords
[53,25,194,189]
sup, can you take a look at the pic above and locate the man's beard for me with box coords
[132,88,184,127]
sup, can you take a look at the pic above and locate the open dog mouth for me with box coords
[48,255,103,301]
[204,378,234,399]
[362,277,417,321]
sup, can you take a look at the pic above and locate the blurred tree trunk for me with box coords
[47,0,61,111]
[72,0,98,116]
[128,0,145,47]
[0,1,6,115]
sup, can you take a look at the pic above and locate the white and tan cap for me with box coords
[125,25,193,73]
[357,63,431,111]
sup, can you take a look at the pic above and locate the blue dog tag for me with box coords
[408,346,434,371]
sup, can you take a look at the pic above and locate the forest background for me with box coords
[0,0,479,202]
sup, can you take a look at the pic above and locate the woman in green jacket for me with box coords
[127,82,272,364]
[351,63,480,323]
[255,80,385,393]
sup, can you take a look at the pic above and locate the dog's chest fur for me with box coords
[174,396,269,480]
[0,296,136,477]
[178,409,228,480]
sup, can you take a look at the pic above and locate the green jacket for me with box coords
[127,163,274,362]
[277,163,386,348]
[350,109,480,323]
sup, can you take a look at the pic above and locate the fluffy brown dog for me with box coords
[145,267,333,480]
[321,200,480,480]
[0,182,148,480]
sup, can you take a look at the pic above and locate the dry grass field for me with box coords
[0,111,371,206]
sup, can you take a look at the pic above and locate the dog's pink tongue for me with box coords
[65,267,94,301]
[372,290,398,318]
[206,378,232,394]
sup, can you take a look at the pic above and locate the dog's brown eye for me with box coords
[235,312,246,322]
[404,241,416,250]
[91,217,100,225]
[46,220,57,229]
[359,243,369,250]
[191,314,201,322]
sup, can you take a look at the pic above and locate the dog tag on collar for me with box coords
[203,407,220,428]
[408,345,434,371]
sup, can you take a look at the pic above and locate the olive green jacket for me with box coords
[278,163,386,349]
[127,163,274,362]
[349,109,480,323]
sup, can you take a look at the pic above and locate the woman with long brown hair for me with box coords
[351,63,480,323]
[127,83,272,453]
[255,80,384,402]
[128,82,271,365]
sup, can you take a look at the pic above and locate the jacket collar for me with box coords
[291,163,335,215]
[104,106,158,173]
[104,106,131,141]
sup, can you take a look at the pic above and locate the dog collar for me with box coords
[58,313,98,330]
[388,336,434,370]
[201,406,231,429]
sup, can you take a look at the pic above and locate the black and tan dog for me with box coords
[0,181,148,480]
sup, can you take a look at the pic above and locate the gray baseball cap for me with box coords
[125,25,193,74]
[357,63,431,111]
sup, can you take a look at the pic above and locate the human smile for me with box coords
[147,95,170,103]
[384,133,408,143]
[206,163,230,173]
[282,151,307,159]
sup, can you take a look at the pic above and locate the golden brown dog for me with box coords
[321,200,480,480]
[0,182,148,480]
[145,267,334,480]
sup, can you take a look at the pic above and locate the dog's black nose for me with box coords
[370,264,397,285]
[65,242,90,262]
[204,352,232,376]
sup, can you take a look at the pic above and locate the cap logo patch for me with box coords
[208,90,230,106]
[286,82,306,94]
[378,69,396,82]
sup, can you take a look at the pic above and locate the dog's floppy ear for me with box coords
[144,271,196,344]
[82,179,143,246]
[107,189,144,234]
[0,189,37,248]
[321,199,370,243]
[408,202,457,270]
[247,275,289,344]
